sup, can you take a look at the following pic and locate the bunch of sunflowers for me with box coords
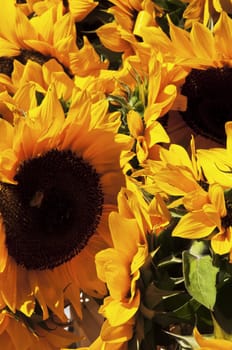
[1,0,232,349]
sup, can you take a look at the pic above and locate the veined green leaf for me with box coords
[183,252,219,310]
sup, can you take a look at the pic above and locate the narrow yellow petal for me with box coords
[214,11,232,58]
[190,23,215,60]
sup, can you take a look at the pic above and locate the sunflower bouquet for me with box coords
[1,0,232,349]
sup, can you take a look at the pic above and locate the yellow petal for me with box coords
[155,166,199,196]
[69,0,98,22]
[168,16,194,58]
[101,319,134,343]
[191,23,215,60]
[109,212,142,255]
[127,110,144,138]
[96,249,130,300]
[209,184,227,217]
[97,23,131,53]
[0,38,20,56]
[211,227,232,255]
[214,11,232,58]
[133,10,154,36]
[0,223,7,273]
[172,208,218,239]
[0,257,17,312]
[99,293,140,327]
[145,122,170,148]
[194,327,232,349]
[183,188,208,211]
[197,148,232,187]
[136,136,148,163]
[16,266,35,317]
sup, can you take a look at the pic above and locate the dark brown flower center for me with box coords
[0,149,104,270]
[181,67,232,145]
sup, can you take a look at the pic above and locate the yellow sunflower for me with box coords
[107,0,159,35]
[0,308,77,350]
[0,84,125,320]
[96,212,147,328]
[0,58,76,121]
[0,1,106,78]
[192,121,232,257]
[118,178,171,234]
[95,195,148,335]
[0,58,121,133]
[172,182,232,254]
[197,121,232,188]
[110,51,189,169]
[141,12,232,68]
[146,139,232,256]
[141,11,232,146]
[131,134,202,217]
[152,148,231,257]
[152,140,202,196]
[0,1,79,75]
[96,0,159,60]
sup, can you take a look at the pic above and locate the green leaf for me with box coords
[183,252,219,310]
[172,297,201,321]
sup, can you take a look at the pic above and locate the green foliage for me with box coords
[183,251,219,310]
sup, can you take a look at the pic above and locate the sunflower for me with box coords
[0,308,77,350]
[137,140,228,249]
[141,12,232,146]
[0,1,107,79]
[144,138,232,255]
[154,146,232,257]
[94,184,150,348]
[107,0,159,35]
[95,210,148,329]
[88,181,171,348]
[0,58,76,121]
[0,83,125,320]
[118,178,171,234]
[172,182,232,254]
[0,1,79,75]
[96,0,159,61]
[0,58,121,133]
[151,139,202,196]
[108,50,189,170]
[197,121,232,188]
